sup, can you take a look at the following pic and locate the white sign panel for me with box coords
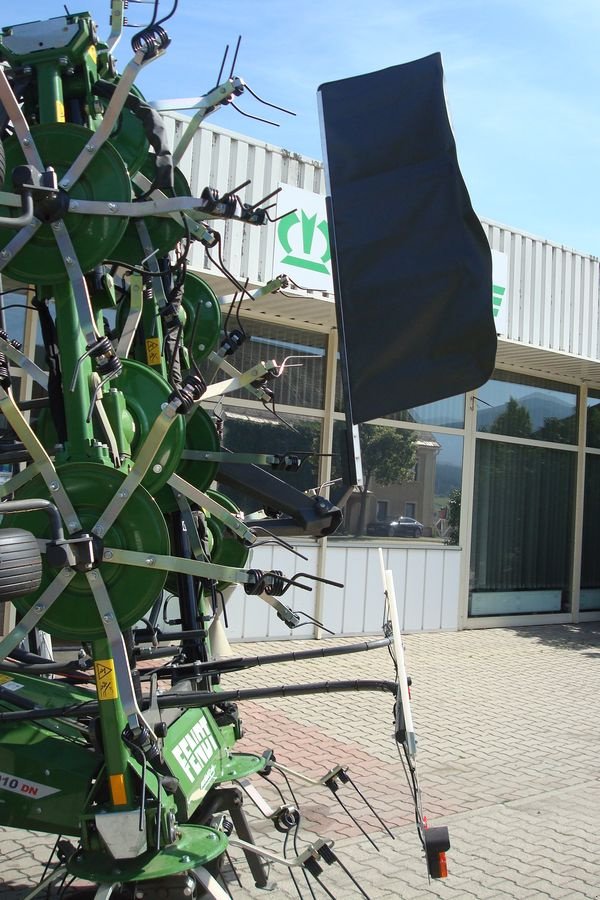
[491,249,509,335]
[274,185,334,292]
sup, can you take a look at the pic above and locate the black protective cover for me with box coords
[318,53,497,424]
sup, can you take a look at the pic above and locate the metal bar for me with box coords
[21,865,68,900]
[0,386,81,530]
[181,450,277,465]
[0,68,44,172]
[0,462,41,499]
[191,868,232,900]
[0,219,42,271]
[86,572,147,732]
[168,473,256,545]
[93,400,180,538]
[106,0,126,51]
[50,221,99,343]
[101,545,251,585]
[59,50,147,191]
[0,568,76,662]
[116,272,143,359]
[201,361,277,403]
[0,335,48,389]
[67,195,256,220]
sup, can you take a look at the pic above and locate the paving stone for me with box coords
[2,623,600,898]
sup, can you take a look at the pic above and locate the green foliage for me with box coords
[445,487,461,545]
[355,425,416,536]
[359,424,416,486]
[489,396,533,437]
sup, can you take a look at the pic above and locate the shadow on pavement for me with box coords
[507,621,600,655]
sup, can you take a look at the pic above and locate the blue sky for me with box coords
[12,1,600,256]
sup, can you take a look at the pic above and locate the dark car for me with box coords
[366,517,423,538]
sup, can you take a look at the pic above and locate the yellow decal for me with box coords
[56,100,65,123]
[94,659,118,701]
[145,337,162,366]
[87,45,97,65]
[109,773,128,806]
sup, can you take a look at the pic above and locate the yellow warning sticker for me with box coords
[94,659,118,701]
[145,337,162,366]
[56,100,65,123]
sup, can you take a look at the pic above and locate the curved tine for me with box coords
[286,571,345,589]
[0,69,44,172]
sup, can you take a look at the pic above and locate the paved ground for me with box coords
[1,622,600,898]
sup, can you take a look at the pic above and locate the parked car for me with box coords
[366,517,423,538]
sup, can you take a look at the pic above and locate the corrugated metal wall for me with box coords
[166,114,600,363]
[224,543,461,641]
[482,220,600,358]
[165,116,326,288]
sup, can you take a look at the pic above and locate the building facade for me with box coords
[153,114,600,640]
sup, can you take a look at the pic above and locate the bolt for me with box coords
[95,525,105,536]
[205,301,212,308]
[199,344,205,351]
[86,143,95,153]
[44,769,50,776]
[68,520,78,530]
[145,557,156,566]
[152,463,163,473]
[118,489,128,499]
[65,256,74,266]
[183,889,192,897]
[88,572,98,581]
[23,137,30,146]
[34,603,46,612]
[34,807,42,814]
[108,202,117,212]
[181,855,191,863]
[0,250,11,261]
[103,613,113,622]
[58,56,68,67]
[49,481,59,491]
[104,550,113,560]
[62,178,70,187]
[51,222,60,231]
[70,200,79,210]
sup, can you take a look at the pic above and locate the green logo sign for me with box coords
[492,283,505,318]
[277,210,331,275]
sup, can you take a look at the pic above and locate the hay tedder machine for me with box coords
[0,3,462,897]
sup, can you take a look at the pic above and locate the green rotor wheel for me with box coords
[12,462,170,640]
[115,359,186,494]
[0,123,131,283]
[182,273,222,363]
[110,162,191,266]
[156,407,220,513]
[206,489,250,585]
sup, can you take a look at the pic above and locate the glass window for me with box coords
[334,363,465,427]
[331,421,463,542]
[217,407,321,516]
[580,454,600,611]
[470,440,576,616]
[586,390,600,449]
[476,371,578,445]
[219,317,327,409]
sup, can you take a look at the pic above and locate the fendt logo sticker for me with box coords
[0,772,59,799]
[172,719,219,783]
[274,184,334,292]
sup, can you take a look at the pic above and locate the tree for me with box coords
[355,424,416,536]
[489,396,533,437]
[445,488,461,545]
